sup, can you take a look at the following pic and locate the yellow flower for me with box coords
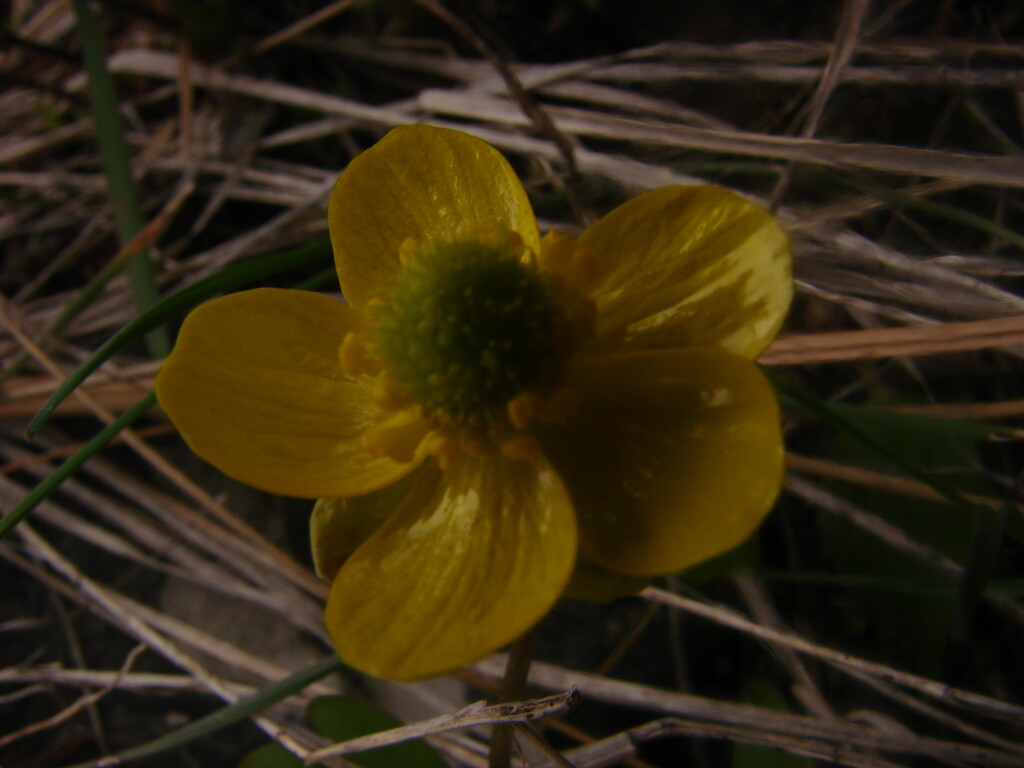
[155,125,791,681]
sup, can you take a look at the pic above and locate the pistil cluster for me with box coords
[338,228,600,470]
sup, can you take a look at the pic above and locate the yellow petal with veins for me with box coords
[328,125,540,311]
[562,556,650,603]
[539,347,783,576]
[361,407,430,464]
[155,288,420,498]
[324,455,577,680]
[310,470,418,583]
[579,186,791,359]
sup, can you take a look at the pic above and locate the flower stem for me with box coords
[488,628,537,768]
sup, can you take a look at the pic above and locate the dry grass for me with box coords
[2,1,1023,767]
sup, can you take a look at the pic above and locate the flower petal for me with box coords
[324,455,577,680]
[578,186,791,359]
[539,348,783,576]
[328,125,540,311]
[310,472,418,583]
[562,556,649,603]
[155,288,416,498]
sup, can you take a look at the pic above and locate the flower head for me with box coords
[155,125,791,680]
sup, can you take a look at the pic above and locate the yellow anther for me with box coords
[507,392,544,431]
[338,332,381,379]
[398,237,420,266]
[539,231,597,290]
[458,224,496,249]
[566,293,598,343]
[501,434,542,463]
[361,408,430,464]
[570,244,597,288]
[505,229,525,252]
[508,388,582,428]
[362,297,386,322]
[539,230,574,273]
[462,434,497,459]
[372,378,411,412]
[456,225,525,256]
[422,431,458,472]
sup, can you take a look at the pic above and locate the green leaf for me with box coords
[774,375,1016,667]
[777,379,1024,554]
[813,401,1014,442]
[816,493,969,674]
[773,377,1024,543]
[26,239,330,437]
[956,501,1008,636]
[237,743,303,768]
[307,696,448,768]
[813,393,982,673]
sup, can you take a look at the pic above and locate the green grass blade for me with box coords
[761,571,1024,597]
[73,0,168,358]
[956,501,1008,636]
[776,377,1024,544]
[1,243,160,385]
[26,239,330,438]
[0,392,156,541]
[679,160,1024,251]
[789,398,1014,441]
[778,378,975,508]
[66,655,343,768]
[829,169,1024,253]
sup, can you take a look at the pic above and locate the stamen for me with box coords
[570,244,597,288]
[374,237,559,422]
[539,231,597,289]
[507,388,583,429]
[372,378,412,412]
[507,392,544,431]
[501,434,542,463]
[339,332,381,379]
[362,298,386,324]
[359,226,602,471]
[462,434,498,459]
[362,407,430,464]
[458,225,524,255]
[538,230,573,273]
[422,431,458,472]
[558,291,597,346]
[398,237,420,266]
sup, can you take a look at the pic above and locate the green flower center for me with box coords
[375,240,559,423]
